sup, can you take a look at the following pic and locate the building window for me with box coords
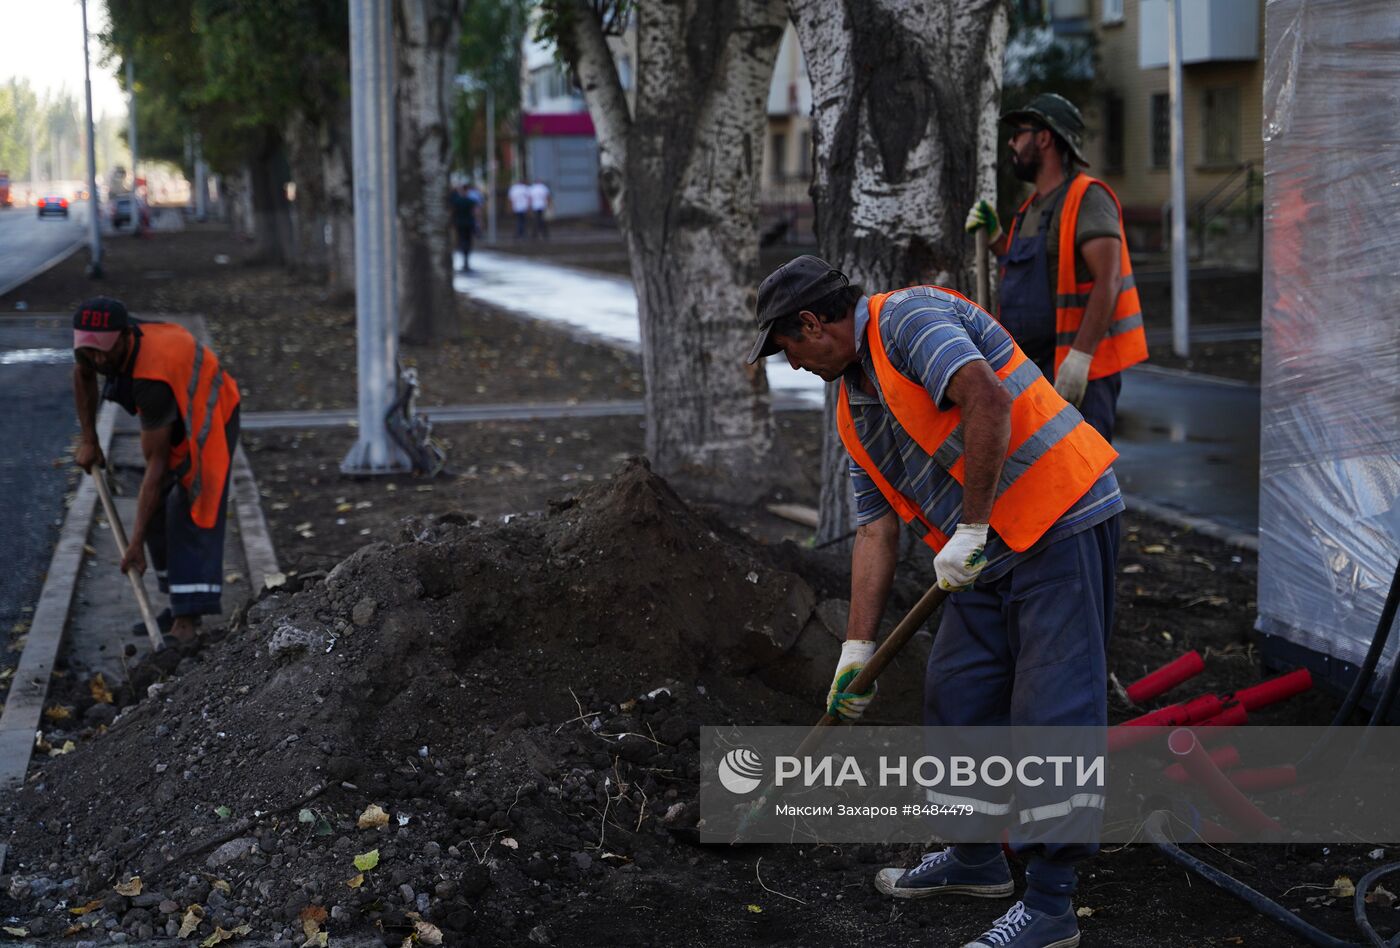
[1150,93,1169,170]
[770,132,787,183]
[1104,93,1124,173]
[1201,86,1240,166]
[1101,0,1124,24]
[798,130,812,179]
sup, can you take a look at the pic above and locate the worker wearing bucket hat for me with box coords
[964,93,1148,445]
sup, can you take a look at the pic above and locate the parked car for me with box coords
[110,194,134,228]
[36,195,69,219]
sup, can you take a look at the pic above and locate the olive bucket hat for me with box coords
[1001,92,1089,166]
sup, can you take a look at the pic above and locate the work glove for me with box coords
[935,523,990,591]
[964,199,1002,244]
[1054,349,1093,407]
[827,639,877,722]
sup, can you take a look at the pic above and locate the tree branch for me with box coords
[567,0,631,217]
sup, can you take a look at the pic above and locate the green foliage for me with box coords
[453,0,531,174]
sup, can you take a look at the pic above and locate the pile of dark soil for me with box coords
[0,461,928,945]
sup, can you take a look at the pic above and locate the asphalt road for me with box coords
[0,316,77,634]
[0,206,86,297]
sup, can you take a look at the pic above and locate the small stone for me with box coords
[398,883,415,903]
[330,905,348,922]
[85,703,118,727]
[352,598,377,627]
[158,900,179,915]
[206,837,258,869]
[571,852,592,871]
[528,924,551,945]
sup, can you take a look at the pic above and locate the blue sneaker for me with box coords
[963,901,1081,948]
[873,848,1015,899]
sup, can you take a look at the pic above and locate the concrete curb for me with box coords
[1127,363,1258,390]
[0,404,116,802]
[0,237,85,299]
[1123,492,1259,552]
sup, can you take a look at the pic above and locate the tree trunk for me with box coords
[395,0,463,345]
[564,0,786,503]
[789,0,1010,544]
[323,96,356,300]
[246,128,296,266]
[285,118,329,282]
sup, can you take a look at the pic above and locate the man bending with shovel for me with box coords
[747,257,1121,948]
[72,297,241,647]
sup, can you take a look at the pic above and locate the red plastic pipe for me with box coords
[1169,728,1281,837]
[1165,744,1240,783]
[1228,766,1299,793]
[1108,694,1225,752]
[1196,702,1248,730]
[1126,651,1206,704]
[1230,668,1312,712]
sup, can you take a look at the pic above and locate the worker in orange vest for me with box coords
[72,298,241,648]
[747,256,1121,948]
[965,93,1148,443]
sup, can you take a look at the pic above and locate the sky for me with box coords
[0,0,127,120]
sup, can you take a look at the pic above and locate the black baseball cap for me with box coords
[72,297,131,351]
[745,255,853,364]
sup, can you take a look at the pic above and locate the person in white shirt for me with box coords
[508,180,531,239]
[528,179,552,241]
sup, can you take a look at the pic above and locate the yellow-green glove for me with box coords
[827,639,878,721]
[964,199,1002,243]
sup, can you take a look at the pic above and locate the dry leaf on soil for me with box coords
[200,923,252,947]
[113,877,142,897]
[1331,875,1356,898]
[90,673,114,704]
[345,873,364,889]
[357,803,390,829]
[300,905,328,939]
[179,905,206,938]
[413,920,444,945]
[300,934,328,948]
[69,899,103,916]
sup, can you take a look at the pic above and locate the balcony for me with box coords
[1139,0,1259,68]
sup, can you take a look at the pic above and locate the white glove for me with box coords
[827,639,877,721]
[964,198,1002,243]
[1054,349,1093,407]
[935,523,990,591]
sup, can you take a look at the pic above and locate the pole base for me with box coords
[86,261,105,279]
[340,433,413,476]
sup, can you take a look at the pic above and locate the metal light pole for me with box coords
[126,57,138,196]
[81,0,104,278]
[341,0,410,474]
[486,86,497,243]
[1168,0,1190,358]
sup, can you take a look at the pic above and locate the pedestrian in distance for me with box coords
[449,181,480,272]
[529,178,552,241]
[72,298,241,648]
[508,179,531,239]
[747,256,1123,948]
[965,93,1148,445]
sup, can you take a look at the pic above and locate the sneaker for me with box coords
[963,901,1080,948]
[873,848,1015,899]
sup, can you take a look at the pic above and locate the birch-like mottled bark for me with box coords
[563,0,786,502]
[395,0,464,344]
[323,98,356,300]
[790,0,1009,544]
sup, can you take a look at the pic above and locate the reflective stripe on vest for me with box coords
[1052,174,1148,379]
[836,287,1118,553]
[131,324,240,529]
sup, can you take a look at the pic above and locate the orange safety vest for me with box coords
[836,288,1118,553]
[131,323,241,529]
[1003,173,1148,380]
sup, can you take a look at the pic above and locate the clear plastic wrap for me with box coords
[1257,0,1400,675]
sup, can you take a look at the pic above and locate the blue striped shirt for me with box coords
[845,287,1123,582]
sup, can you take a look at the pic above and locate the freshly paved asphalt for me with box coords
[0,206,86,297]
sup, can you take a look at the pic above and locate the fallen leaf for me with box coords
[1331,875,1355,898]
[214,805,232,820]
[1120,564,1144,574]
[313,817,334,837]
[90,673,114,704]
[69,899,103,916]
[43,705,72,721]
[265,571,287,589]
[1142,544,1167,554]
[2,926,28,937]
[211,879,231,894]
[357,803,390,830]
[293,522,313,533]
[346,873,364,889]
[300,934,328,948]
[353,848,380,872]
[179,905,205,938]
[1076,906,1095,917]
[297,808,316,824]
[49,740,76,756]
[1367,884,1396,909]
[200,923,252,946]
[300,904,328,939]
[745,904,763,914]
[499,837,518,850]
[335,502,353,513]
[414,920,444,945]
[113,876,143,897]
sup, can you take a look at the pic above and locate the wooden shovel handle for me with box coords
[91,469,164,652]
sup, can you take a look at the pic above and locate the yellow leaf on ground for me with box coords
[179,905,205,938]
[43,706,72,721]
[1142,544,1167,554]
[353,848,380,872]
[199,924,251,947]
[1076,906,1095,917]
[1332,875,1356,898]
[346,873,365,889]
[90,673,114,704]
[69,898,103,916]
[299,905,327,939]
[113,877,142,897]
[49,740,76,756]
[2,926,28,936]
[357,804,390,830]
[211,879,231,894]
[300,934,328,948]
[746,904,762,914]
